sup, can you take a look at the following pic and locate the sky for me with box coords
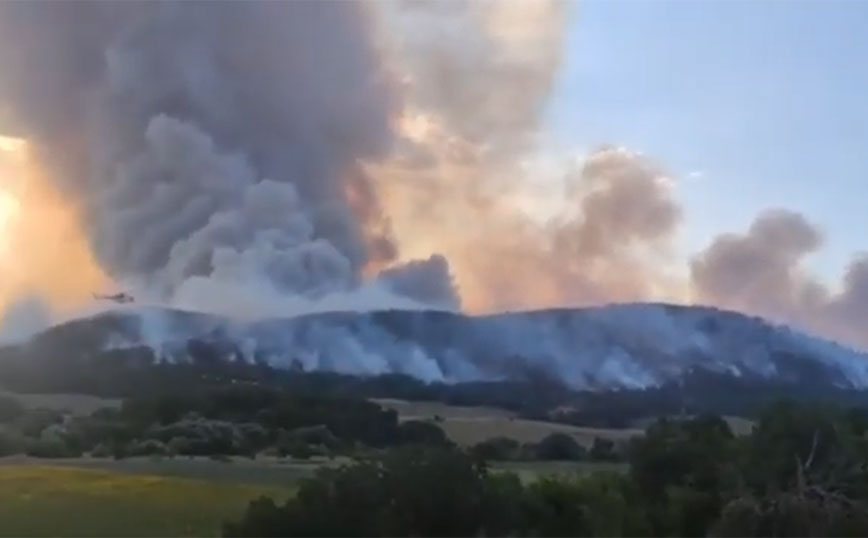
[1,0,868,350]
[544,0,868,288]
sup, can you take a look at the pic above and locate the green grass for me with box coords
[0,465,291,537]
[0,455,330,487]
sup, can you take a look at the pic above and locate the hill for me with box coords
[2,302,868,422]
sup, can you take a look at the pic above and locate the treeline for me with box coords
[226,402,868,537]
[0,386,451,459]
[470,434,624,463]
[4,342,868,428]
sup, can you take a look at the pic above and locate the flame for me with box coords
[0,137,111,316]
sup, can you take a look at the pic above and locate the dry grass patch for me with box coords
[373,399,643,447]
[0,464,291,537]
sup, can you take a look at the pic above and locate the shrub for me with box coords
[126,439,169,456]
[0,429,26,456]
[589,436,619,461]
[396,420,452,447]
[90,443,111,458]
[26,438,81,458]
[470,437,520,461]
[534,433,586,461]
[0,396,24,423]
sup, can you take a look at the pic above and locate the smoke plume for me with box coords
[691,210,868,348]
[0,0,866,354]
[0,1,456,315]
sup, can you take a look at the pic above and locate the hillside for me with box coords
[5,302,868,393]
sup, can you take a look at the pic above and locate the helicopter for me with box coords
[92,291,135,304]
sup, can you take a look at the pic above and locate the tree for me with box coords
[628,415,738,535]
[470,436,520,461]
[396,420,452,447]
[535,433,586,461]
[589,436,618,461]
[225,446,494,537]
[0,396,24,423]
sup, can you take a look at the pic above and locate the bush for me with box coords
[280,440,313,460]
[396,420,452,447]
[0,430,26,456]
[126,439,169,456]
[14,408,64,438]
[167,436,200,456]
[534,433,586,461]
[0,396,24,423]
[470,437,519,461]
[283,424,338,448]
[26,438,81,458]
[225,446,496,537]
[589,436,620,461]
[225,446,652,537]
[90,443,111,458]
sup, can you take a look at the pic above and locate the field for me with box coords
[0,395,642,536]
[0,464,291,537]
[491,460,628,483]
[0,389,120,414]
[373,398,644,447]
[0,455,330,486]
[0,456,608,537]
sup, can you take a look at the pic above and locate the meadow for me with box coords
[372,398,644,446]
[0,456,611,537]
[0,389,121,415]
[0,464,292,537]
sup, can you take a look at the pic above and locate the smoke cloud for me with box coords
[0,1,457,315]
[691,210,868,348]
[0,0,866,354]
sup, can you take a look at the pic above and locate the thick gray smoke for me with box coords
[0,1,457,311]
[691,209,868,348]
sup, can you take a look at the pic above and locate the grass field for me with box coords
[0,465,291,537]
[0,389,120,414]
[0,457,617,536]
[373,398,643,447]
[491,460,628,483]
[0,455,328,486]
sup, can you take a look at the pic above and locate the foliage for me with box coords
[533,432,587,461]
[0,429,27,456]
[227,401,868,537]
[0,395,24,423]
[395,420,452,447]
[25,437,82,458]
[224,447,492,537]
[470,436,520,461]
[589,436,620,461]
